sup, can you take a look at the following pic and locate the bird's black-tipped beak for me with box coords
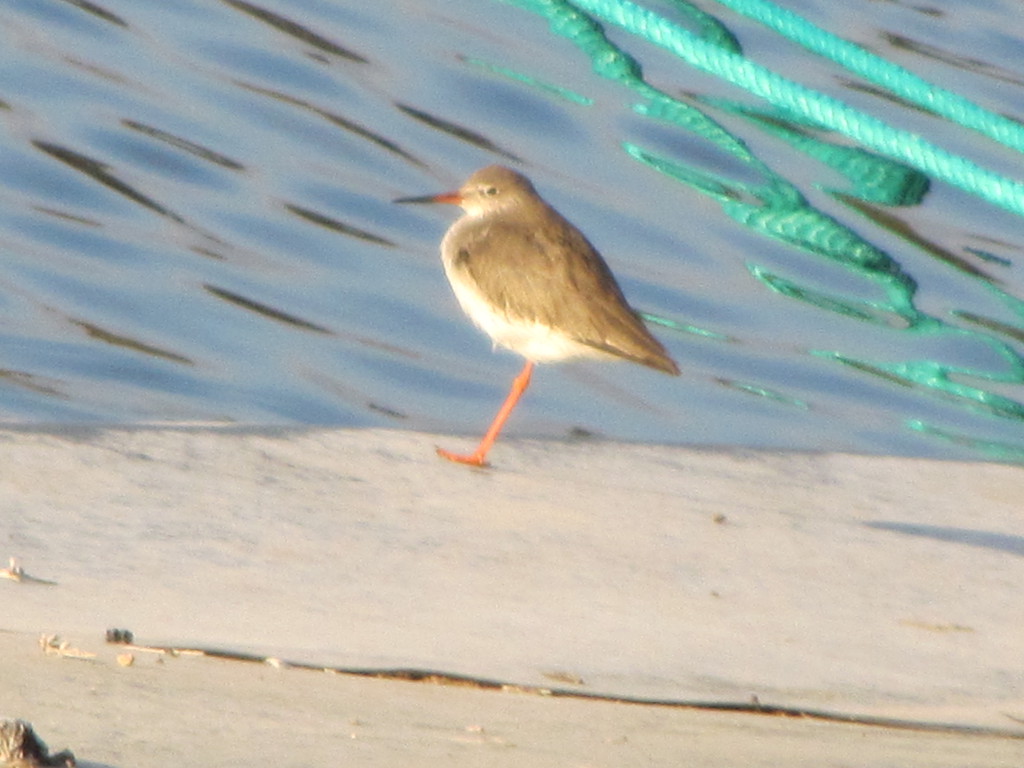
[393,194,437,204]
[393,191,462,205]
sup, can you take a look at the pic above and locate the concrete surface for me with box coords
[2,426,1022,765]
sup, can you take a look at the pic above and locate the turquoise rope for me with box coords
[500,0,1024,452]
[570,0,1024,219]
[665,0,742,54]
[710,0,1024,154]
[510,0,927,321]
[698,98,931,206]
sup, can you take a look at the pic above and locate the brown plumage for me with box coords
[443,169,678,374]
[395,165,678,466]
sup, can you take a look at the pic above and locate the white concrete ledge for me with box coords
[3,426,1022,764]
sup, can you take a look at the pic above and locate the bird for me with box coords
[395,165,679,467]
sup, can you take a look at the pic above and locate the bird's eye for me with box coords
[484,186,498,196]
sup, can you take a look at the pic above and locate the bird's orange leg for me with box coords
[437,361,534,467]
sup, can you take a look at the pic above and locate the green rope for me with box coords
[509,0,926,323]
[710,0,1024,154]
[570,0,1024,219]
[666,0,742,54]
[499,0,1024,443]
[907,421,1024,462]
[460,55,593,105]
[696,98,931,206]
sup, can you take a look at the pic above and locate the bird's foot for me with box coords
[436,446,490,467]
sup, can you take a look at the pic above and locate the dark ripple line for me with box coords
[32,206,102,228]
[71,319,193,365]
[57,0,128,28]
[953,310,1024,345]
[121,120,246,171]
[395,103,522,162]
[222,0,369,63]
[834,197,1000,284]
[204,284,332,334]
[882,32,1024,88]
[0,369,65,398]
[285,204,394,247]
[205,285,421,358]
[236,81,425,167]
[32,140,186,224]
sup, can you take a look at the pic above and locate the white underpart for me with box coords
[440,197,612,364]
[444,272,604,363]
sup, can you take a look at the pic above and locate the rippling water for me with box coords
[1,0,1022,462]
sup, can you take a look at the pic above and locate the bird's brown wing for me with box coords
[451,208,679,375]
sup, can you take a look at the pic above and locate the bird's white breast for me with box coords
[440,217,602,364]
[446,273,602,363]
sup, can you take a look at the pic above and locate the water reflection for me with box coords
[203,284,331,334]
[60,0,127,28]
[396,103,522,162]
[121,120,246,171]
[71,318,192,364]
[32,140,186,223]
[285,204,394,247]
[0,0,1021,462]
[222,0,369,64]
[237,81,424,166]
[881,32,1024,87]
